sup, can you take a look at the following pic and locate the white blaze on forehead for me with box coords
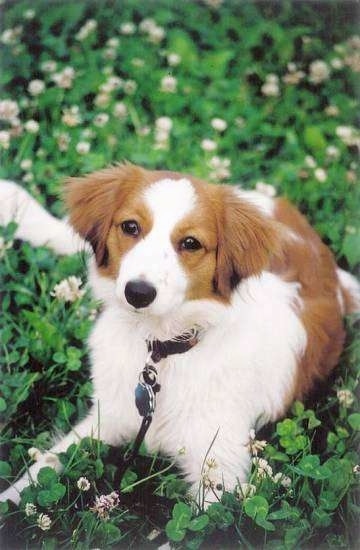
[143,178,196,232]
[116,177,197,316]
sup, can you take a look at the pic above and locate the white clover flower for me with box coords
[326,145,340,159]
[287,62,297,72]
[120,22,136,35]
[211,118,227,132]
[113,102,127,118]
[76,141,91,155]
[247,428,268,455]
[201,139,217,152]
[89,308,98,321]
[139,18,156,33]
[255,181,276,198]
[20,158,32,170]
[37,513,52,531]
[0,130,10,149]
[353,464,360,474]
[167,52,181,66]
[282,70,305,85]
[138,126,150,137]
[28,447,42,461]
[309,60,330,84]
[22,173,34,183]
[82,128,96,140]
[1,26,22,45]
[208,156,231,181]
[123,80,137,94]
[36,148,45,158]
[93,113,109,127]
[155,116,173,132]
[9,119,22,138]
[75,19,97,41]
[100,76,123,93]
[253,457,273,478]
[139,18,165,42]
[24,9,35,20]
[106,37,119,48]
[154,124,171,149]
[336,125,360,148]
[160,75,177,93]
[24,119,39,133]
[28,79,45,96]
[235,117,246,128]
[305,155,317,168]
[337,388,354,407]
[205,457,218,469]
[148,25,165,44]
[345,225,356,235]
[95,93,110,107]
[0,99,19,121]
[325,104,339,116]
[348,35,360,49]
[103,48,117,60]
[25,502,37,517]
[51,276,85,302]
[41,60,57,73]
[344,51,360,72]
[330,57,344,70]
[267,73,279,84]
[273,472,292,488]
[237,482,256,499]
[62,106,81,127]
[261,76,280,97]
[77,477,91,491]
[56,132,71,151]
[314,168,327,182]
[336,125,353,140]
[132,57,145,67]
[52,67,75,89]
[90,491,119,520]
[0,236,13,258]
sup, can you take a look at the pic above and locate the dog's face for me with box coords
[65,164,281,317]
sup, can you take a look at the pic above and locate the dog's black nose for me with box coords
[125,280,157,308]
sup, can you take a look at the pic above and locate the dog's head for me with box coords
[65,164,282,317]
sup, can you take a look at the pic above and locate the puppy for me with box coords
[0,164,359,505]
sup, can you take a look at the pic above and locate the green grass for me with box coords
[0,0,359,548]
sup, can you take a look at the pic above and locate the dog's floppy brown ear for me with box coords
[214,187,283,297]
[64,164,144,266]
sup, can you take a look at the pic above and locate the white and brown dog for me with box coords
[0,164,359,505]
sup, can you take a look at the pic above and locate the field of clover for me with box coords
[0,0,359,548]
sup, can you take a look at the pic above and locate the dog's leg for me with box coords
[0,179,86,255]
[0,408,117,505]
[178,427,252,509]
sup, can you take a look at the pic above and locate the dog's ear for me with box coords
[214,187,283,297]
[64,164,144,266]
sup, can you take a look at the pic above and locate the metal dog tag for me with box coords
[135,381,156,417]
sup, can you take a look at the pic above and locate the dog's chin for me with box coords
[119,295,186,320]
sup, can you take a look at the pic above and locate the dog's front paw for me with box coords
[0,486,21,506]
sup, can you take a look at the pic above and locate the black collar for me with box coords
[146,328,199,364]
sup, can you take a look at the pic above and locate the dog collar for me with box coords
[146,328,199,364]
[135,328,199,418]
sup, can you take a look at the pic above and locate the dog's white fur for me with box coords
[0,177,358,506]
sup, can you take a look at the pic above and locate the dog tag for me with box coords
[135,382,156,417]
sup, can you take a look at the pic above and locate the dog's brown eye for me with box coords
[180,236,202,251]
[121,220,140,236]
